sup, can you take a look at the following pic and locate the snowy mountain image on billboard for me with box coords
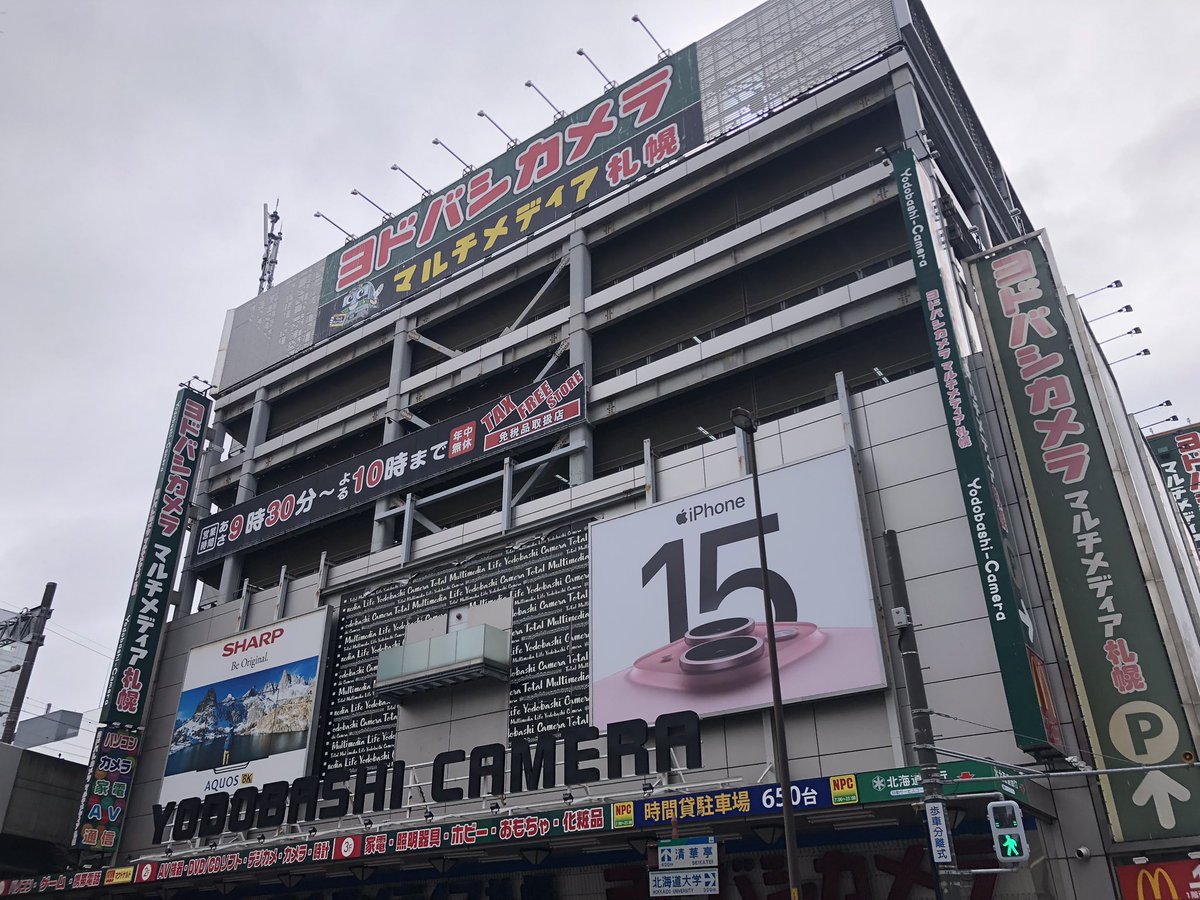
[164,657,319,775]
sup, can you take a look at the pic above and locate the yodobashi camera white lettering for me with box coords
[675,496,746,525]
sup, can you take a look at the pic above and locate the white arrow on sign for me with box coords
[1188,863,1200,890]
[1130,770,1192,829]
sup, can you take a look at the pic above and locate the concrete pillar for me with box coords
[567,231,594,485]
[967,187,992,248]
[372,319,413,551]
[176,416,226,618]
[220,388,271,604]
[235,387,271,502]
[890,70,925,156]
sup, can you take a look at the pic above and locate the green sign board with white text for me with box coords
[857,760,1027,804]
[892,150,1062,754]
[1146,426,1200,556]
[973,233,1200,842]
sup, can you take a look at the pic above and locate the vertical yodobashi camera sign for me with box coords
[589,450,886,724]
[158,607,331,808]
[1146,427,1200,554]
[99,387,211,728]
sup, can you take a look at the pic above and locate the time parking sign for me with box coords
[590,449,885,724]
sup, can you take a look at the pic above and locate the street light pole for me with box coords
[1,582,55,744]
[731,408,801,900]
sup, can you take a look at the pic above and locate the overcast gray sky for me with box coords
[1,1,1196,764]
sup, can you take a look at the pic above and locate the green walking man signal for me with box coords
[987,800,1030,864]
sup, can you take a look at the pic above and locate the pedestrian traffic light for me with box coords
[987,800,1029,863]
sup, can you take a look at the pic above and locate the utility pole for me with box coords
[883,533,960,900]
[1,582,55,744]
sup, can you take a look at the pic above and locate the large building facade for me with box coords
[21,1,1200,897]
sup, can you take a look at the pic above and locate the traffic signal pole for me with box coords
[884,535,1038,878]
[883,532,962,900]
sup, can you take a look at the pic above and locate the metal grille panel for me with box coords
[697,0,899,136]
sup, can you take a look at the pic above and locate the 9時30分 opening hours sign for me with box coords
[313,47,704,343]
[973,233,1200,842]
[192,367,585,564]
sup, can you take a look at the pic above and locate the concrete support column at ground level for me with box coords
[567,230,593,485]
[220,388,270,604]
[373,319,412,552]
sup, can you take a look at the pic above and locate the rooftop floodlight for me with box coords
[390,164,432,198]
[1078,279,1124,299]
[1090,304,1133,323]
[631,14,669,59]
[525,79,565,120]
[1142,414,1179,430]
[349,188,393,220]
[576,48,616,90]
[1133,400,1172,416]
[432,137,472,175]
[477,110,517,149]
[1111,348,1151,364]
[1099,326,1142,344]
[313,211,356,243]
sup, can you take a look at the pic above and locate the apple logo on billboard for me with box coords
[676,510,688,525]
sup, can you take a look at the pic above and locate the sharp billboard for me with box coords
[159,608,331,807]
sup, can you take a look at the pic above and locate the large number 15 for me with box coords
[641,516,798,641]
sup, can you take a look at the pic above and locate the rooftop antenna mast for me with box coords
[258,200,283,295]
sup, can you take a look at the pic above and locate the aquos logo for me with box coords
[204,774,245,792]
[675,495,746,526]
